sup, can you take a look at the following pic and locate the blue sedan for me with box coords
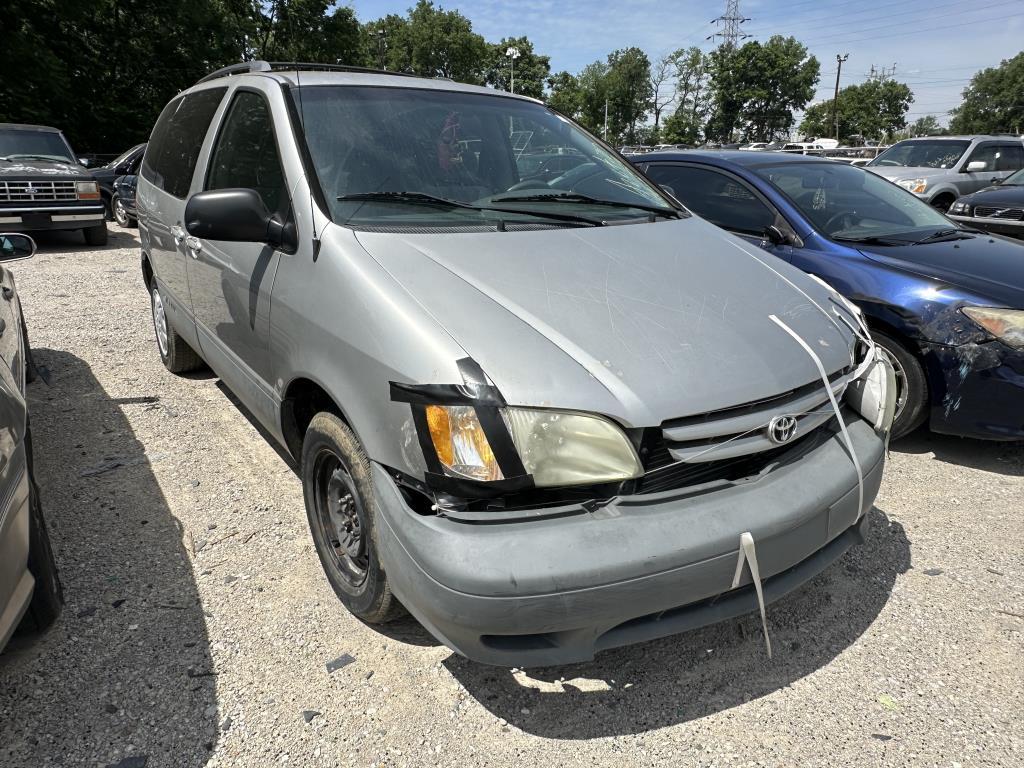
[631,151,1024,440]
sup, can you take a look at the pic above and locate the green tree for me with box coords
[949,52,1024,134]
[908,115,943,137]
[660,47,710,144]
[799,80,913,143]
[605,47,653,144]
[706,37,819,142]
[483,37,550,99]
[252,1,362,63]
[576,61,611,136]
[546,71,584,120]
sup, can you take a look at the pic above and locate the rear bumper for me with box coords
[949,214,1024,239]
[924,340,1024,440]
[0,205,105,231]
[373,413,885,666]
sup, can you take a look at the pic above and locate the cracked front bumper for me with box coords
[372,413,885,666]
[924,340,1024,440]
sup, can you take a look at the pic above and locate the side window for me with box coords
[205,91,287,214]
[645,164,775,235]
[965,144,999,172]
[995,144,1024,171]
[142,87,227,198]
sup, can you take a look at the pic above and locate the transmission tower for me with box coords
[707,0,750,48]
[866,63,897,83]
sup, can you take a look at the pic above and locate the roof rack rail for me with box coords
[195,61,425,86]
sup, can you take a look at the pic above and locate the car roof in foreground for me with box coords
[189,68,543,105]
[0,123,62,133]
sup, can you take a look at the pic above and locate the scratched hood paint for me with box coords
[0,158,93,180]
[356,217,856,426]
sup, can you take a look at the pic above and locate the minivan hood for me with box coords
[356,217,857,427]
[868,166,953,181]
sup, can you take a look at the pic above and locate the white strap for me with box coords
[770,314,865,519]
[731,531,772,658]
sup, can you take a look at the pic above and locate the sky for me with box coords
[347,0,1024,127]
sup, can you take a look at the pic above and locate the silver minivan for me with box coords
[138,63,895,666]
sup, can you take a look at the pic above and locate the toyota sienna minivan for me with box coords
[137,62,895,666]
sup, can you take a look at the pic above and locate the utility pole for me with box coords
[707,0,750,48]
[506,46,521,94]
[832,53,849,141]
[603,99,609,142]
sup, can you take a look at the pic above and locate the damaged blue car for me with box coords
[634,151,1024,440]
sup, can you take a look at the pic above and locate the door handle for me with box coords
[171,225,185,244]
[184,235,202,256]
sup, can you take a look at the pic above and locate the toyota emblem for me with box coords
[767,415,798,444]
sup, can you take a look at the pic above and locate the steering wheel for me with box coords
[506,179,551,192]
[823,210,858,232]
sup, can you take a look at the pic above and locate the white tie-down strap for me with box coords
[770,314,865,519]
[731,532,772,658]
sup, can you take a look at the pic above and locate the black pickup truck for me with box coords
[0,124,107,245]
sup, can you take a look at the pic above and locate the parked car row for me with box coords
[2,62,1021,671]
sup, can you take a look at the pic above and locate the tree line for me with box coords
[1,0,1020,154]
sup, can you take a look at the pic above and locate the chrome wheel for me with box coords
[151,286,168,357]
[312,452,369,588]
[113,197,129,227]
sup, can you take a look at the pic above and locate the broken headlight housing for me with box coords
[961,307,1024,349]
[422,404,642,488]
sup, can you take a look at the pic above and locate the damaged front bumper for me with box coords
[372,411,885,667]
[924,340,1024,440]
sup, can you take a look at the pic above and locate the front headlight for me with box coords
[76,180,100,200]
[503,408,643,487]
[948,201,970,215]
[422,404,642,487]
[896,178,928,194]
[961,307,1024,349]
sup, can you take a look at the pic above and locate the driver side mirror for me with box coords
[0,233,36,261]
[78,157,93,168]
[763,224,788,246]
[964,161,987,172]
[185,188,297,253]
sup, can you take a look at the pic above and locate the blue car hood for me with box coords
[859,235,1024,308]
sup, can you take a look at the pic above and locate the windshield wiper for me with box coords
[1,153,70,162]
[912,228,976,245]
[490,191,682,218]
[336,191,604,227]
[832,235,911,247]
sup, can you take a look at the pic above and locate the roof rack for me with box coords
[195,61,424,86]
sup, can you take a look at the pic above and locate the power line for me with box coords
[797,7,1024,47]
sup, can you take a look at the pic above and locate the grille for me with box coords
[974,205,1024,220]
[0,180,78,203]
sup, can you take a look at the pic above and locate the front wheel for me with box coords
[871,331,928,439]
[112,197,131,227]
[20,479,63,633]
[301,412,401,624]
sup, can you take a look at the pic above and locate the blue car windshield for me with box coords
[754,162,952,241]
[292,85,674,228]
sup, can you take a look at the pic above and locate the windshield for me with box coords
[293,85,673,228]
[1002,167,1024,185]
[868,139,969,169]
[0,128,74,163]
[754,161,953,241]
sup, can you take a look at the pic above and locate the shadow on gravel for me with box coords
[0,349,217,767]
[26,227,138,254]
[446,507,910,738]
[893,431,1024,477]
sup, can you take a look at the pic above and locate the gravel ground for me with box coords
[0,225,1021,768]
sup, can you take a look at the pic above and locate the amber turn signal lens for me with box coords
[424,405,502,482]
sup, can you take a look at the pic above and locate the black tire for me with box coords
[929,194,955,213]
[83,223,108,246]
[20,478,63,633]
[871,330,928,439]
[112,196,131,227]
[21,320,36,384]
[301,412,400,624]
[149,278,204,374]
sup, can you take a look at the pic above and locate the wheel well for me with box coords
[930,191,956,207]
[141,252,153,290]
[280,378,348,460]
[865,316,921,354]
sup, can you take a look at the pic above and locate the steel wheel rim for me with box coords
[113,198,128,226]
[312,451,369,587]
[152,287,169,357]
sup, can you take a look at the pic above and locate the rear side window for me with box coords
[142,87,227,198]
[995,144,1024,171]
[205,91,287,214]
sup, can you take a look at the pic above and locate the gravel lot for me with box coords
[0,225,1021,768]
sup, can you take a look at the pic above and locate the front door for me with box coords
[186,86,290,427]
